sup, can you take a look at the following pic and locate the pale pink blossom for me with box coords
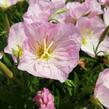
[84,0,103,16]
[0,0,23,8]
[65,0,103,23]
[98,0,109,5]
[25,0,103,25]
[23,2,51,24]
[33,88,55,109]
[76,16,108,57]
[24,0,66,24]
[28,0,53,8]
[25,1,82,25]
[65,2,89,23]
[104,7,109,26]
[28,0,66,5]
[18,23,81,82]
[94,69,109,109]
[4,23,27,62]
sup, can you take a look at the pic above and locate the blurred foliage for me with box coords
[0,0,108,109]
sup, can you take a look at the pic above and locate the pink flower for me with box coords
[0,0,23,8]
[18,23,81,82]
[98,0,109,5]
[28,0,65,5]
[94,69,109,109]
[25,0,103,25]
[76,16,108,57]
[26,0,102,26]
[84,0,103,16]
[33,88,55,109]
[65,2,89,23]
[4,23,27,62]
[24,0,66,24]
[104,7,109,26]
[28,0,39,4]
[66,0,102,23]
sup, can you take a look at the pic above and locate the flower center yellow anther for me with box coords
[37,39,53,60]
[82,29,93,46]
[12,45,22,58]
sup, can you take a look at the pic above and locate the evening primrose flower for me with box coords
[24,0,88,25]
[65,2,89,24]
[18,23,81,82]
[25,0,103,26]
[98,0,109,5]
[33,88,56,109]
[0,0,22,8]
[76,16,108,57]
[4,23,27,62]
[94,69,109,109]
[84,0,103,16]
[28,0,66,5]
[24,0,67,24]
[64,0,103,24]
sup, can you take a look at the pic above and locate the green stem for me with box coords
[0,61,23,88]
[13,77,24,88]
[0,61,13,79]
[4,13,10,33]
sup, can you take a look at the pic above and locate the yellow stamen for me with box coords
[46,41,53,51]
[81,29,93,46]
[18,46,22,57]
[37,39,53,60]
[12,45,22,58]
[82,37,87,45]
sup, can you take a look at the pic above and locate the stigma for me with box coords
[37,38,53,61]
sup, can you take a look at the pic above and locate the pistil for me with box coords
[40,39,53,60]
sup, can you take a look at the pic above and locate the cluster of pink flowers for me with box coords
[4,0,109,108]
